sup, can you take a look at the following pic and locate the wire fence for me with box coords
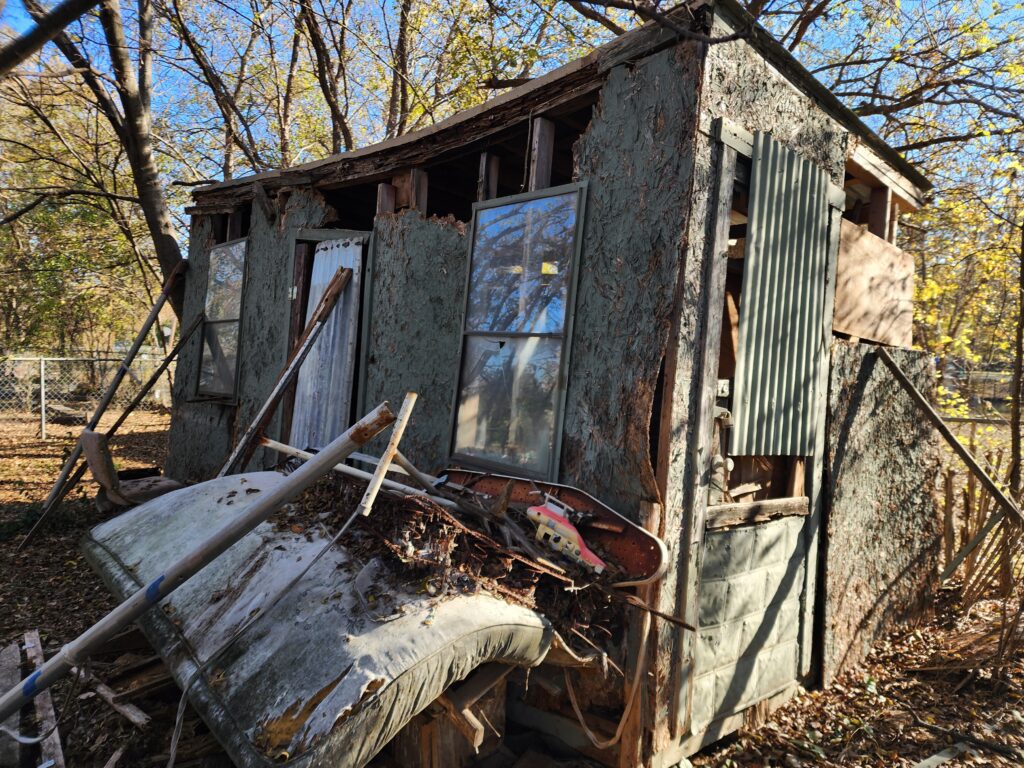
[0,356,175,438]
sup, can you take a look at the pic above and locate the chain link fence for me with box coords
[0,356,175,438]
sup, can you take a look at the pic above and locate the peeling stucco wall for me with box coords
[167,189,331,482]
[702,15,847,183]
[359,212,468,474]
[563,43,703,520]
[824,341,941,682]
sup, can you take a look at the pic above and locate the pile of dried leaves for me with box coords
[279,474,625,660]
[693,587,1024,767]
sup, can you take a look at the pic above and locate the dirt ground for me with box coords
[0,413,1021,766]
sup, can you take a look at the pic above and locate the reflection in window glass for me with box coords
[205,240,245,320]
[453,186,583,478]
[198,239,246,398]
[466,192,577,334]
[198,322,239,397]
[454,336,561,474]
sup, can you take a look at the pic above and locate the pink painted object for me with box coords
[526,502,607,574]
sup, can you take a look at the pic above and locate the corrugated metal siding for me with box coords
[731,133,830,456]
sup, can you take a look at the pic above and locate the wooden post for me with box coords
[528,117,555,191]
[23,630,65,768]
[867,186,891,240]
[477,152,499,201]
[376,182,396,214]
[392,169,428,211]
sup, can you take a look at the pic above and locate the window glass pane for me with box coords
[198,321,239,396]
[205,240,246,321]
[466,192,578,334]
[454,335,562,474]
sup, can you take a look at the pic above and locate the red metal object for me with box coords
[443,469,667,585]
[527,502,608,573]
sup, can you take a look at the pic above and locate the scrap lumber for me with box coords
[0,643,18,768]
[22,630,65,768]
[705,497,809,530]
[876,347,1023,579]
[70,668,150,728]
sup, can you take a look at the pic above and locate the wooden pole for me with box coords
[260,436,458,510]
[218,267,352,477]
[528,117,555,191]
[0,403,396,724]
[876,347,1023,579]
[354,393,416,517]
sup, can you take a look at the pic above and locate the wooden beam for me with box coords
[376,182,396,214]
[867,185,891,240]
[23,630,65,768]
[252,181,276,222]
[875,347,1024,580]
[392,169,428,211]
[477,152,500,201]
[528,117,555,191]
[705,497,809,530]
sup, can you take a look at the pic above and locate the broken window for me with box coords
[197,238,246,398]
[452,184,586,478]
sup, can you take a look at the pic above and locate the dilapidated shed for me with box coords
[92,0,941,765]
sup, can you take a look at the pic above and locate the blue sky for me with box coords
[1,2,34,35]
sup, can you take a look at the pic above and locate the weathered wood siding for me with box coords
[167,189,331,481]
[359,212,468,473]
[824,341,940,682]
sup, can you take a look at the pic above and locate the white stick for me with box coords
[356,393,417,517]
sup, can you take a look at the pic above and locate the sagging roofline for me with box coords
[189,0,930,210]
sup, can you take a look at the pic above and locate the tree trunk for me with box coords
[23,0,185,317]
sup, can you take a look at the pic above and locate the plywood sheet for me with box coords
[833,219,913,347]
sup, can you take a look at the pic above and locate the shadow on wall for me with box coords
[823,343,941,684]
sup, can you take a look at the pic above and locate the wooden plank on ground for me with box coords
[833,218,913,347]
[23,630,64,768]
[0,643,20,768]
[71,668,150,729]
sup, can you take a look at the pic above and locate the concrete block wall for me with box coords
[691,515,806,731]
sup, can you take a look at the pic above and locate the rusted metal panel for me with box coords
[731,132,831,457]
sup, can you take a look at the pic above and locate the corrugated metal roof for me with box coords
[730,132,830,457]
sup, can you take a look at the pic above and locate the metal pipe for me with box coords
[0,402,396,723]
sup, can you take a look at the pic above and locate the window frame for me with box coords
[195,235,249,402]
[448,181,587,481]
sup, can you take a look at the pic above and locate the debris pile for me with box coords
[277,474,626,661]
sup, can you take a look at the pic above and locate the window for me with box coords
[452,183,586,478]
[197,238,246,398]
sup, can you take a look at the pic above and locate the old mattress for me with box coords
[81,472,553,767]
